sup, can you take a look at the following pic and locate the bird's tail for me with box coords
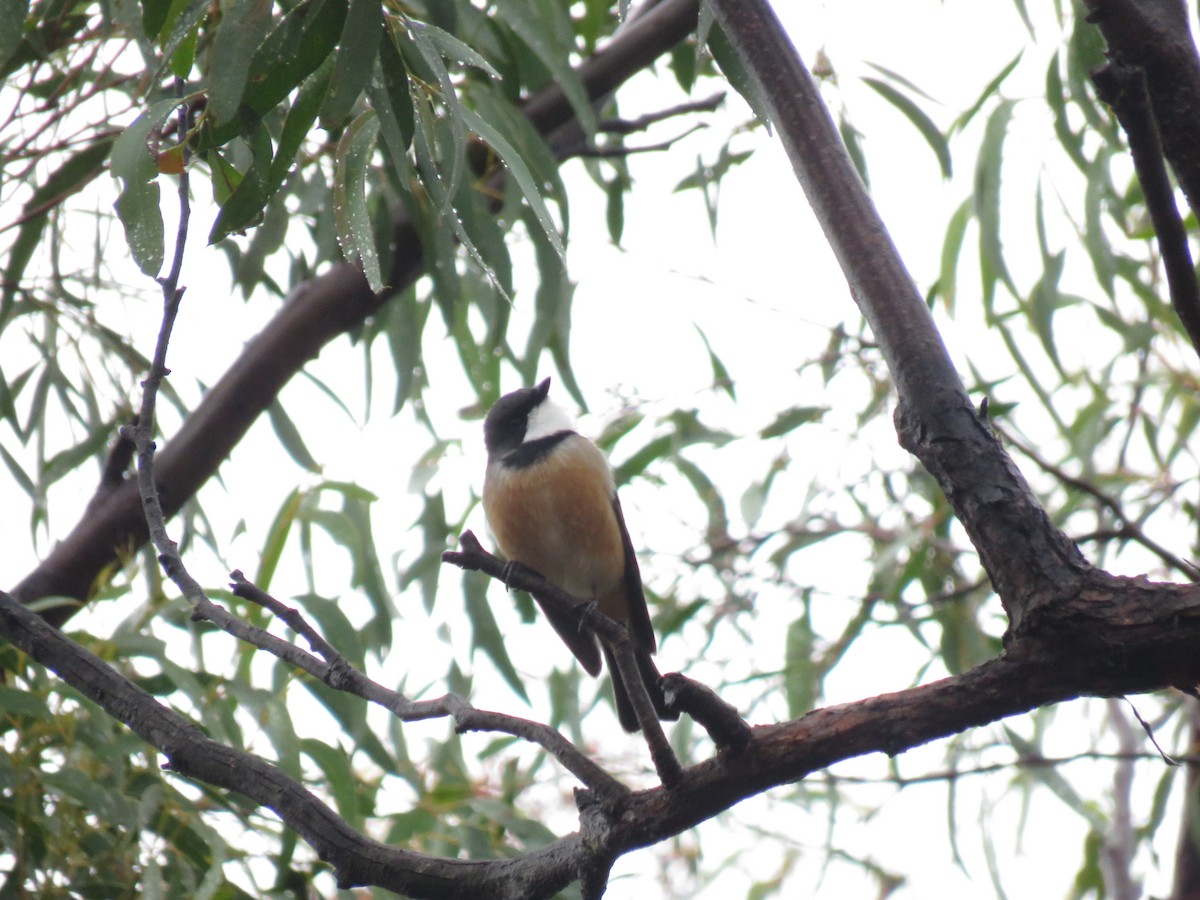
[603,644,678,733]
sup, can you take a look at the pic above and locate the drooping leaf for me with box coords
[210,51,335,241]
[207,0,274,126]
[760,406,827,439]
[319,0,383,126]
[463,570,530,702]
[862,76,951,178]
[267,399,322,474]
[974,98,1017,311]
[333,109,384,291]
[936,197,973,312]
[0,0,28,71]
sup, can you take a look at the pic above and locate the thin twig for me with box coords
[572,124,707,158]
[225,571,631,807]
[596,92,725,134]
[123,80,201,608]
[1000,426,1200,580]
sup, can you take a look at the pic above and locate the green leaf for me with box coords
[211,57,333,241]
[1005,725,1106,830]
[319,0,382,126]
[1045,51,1087,172]
[333,109,384,291]
[205,0,347,148]
[674,456,729,545]
[707,21,773,131]
[207,0,274,126]
[0,442,35,500]
[463,570,529,702]
[695,326,734,399]
[302,738,368,826]
[111,98,181,276]
[456,102,565,260]
[115,181,164,276]
[605,173,626,244]
[297,593,365,672]
[522,205,568,375]
[0,0,28,71]
[371,31,416,164]
[974,99,1017,310]
[760,406,827,439]
[267,400,322,474]
[936,197,973,313]
[41,421,114,487]
[784,612,815,719]
[257,488,302,590]
[301,679,393,772]
[838,117,869,187]
[155,0,208,81]
[1010,0,1035,35]
[1027,251,1066,373]
[404,24,468,217]
[410,20,500,80]
[862,76,951,178]
[0,685,51,721]
[493,0,595,137]
[952,51,1022,134]
[1083,152,1116,296]
[385,288,430,415]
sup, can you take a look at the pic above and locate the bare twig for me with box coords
[596,92,725,134]
[1000,426,1200,580]
[122,81,206,613]
[570,124,706,158]
[225,571,631,807]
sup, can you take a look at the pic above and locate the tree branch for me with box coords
[706,0,1091,634]
[225,570,632,808]
[9,0,703,624]
[4,563,1199,897]
[1082,0,1200,221]
[1092,61,1200,359]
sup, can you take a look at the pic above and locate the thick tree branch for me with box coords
[4,563,1199,897]
[1092,61,1200,359]
[706,0,1091,633]
[1083,0,1200,221]
[9,0,702,624]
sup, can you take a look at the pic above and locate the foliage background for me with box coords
[0,0,1197,897]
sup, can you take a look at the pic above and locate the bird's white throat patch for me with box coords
[524,398,574,442]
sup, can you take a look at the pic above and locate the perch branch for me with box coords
[225,570,630,807]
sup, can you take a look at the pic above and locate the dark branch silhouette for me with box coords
[1082,0,1200,220]
[1092,61,1200,358]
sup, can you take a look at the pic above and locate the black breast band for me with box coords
[504,431,573,469]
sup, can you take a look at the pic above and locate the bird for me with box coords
[481,377,673,732]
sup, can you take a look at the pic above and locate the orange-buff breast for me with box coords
[483,436,628,620]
